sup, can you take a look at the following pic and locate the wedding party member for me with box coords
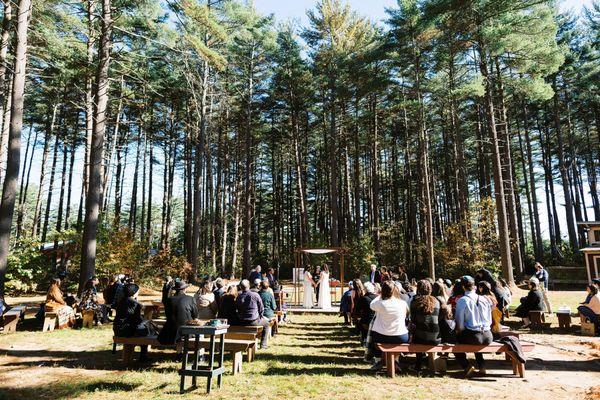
[194,280,218,320]
[114,283,153,361]
[577,284,600,324]
[317,265,332,309]
[410,280,441,371]
[369,264,381,284]
[158,280,198,345]
[45,278,75,326]
[218,285,240,325]
[369,281,410,371]
[514,278,544,329]
[236,280,271,349]
[340,281,353,325]
[314,266,322,302]
[303,267,316,308]
[534,262,552,312]
[265,268,276,288]
[357,282,378,340]
[454,276,493,377]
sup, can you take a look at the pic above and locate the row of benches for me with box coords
[113,324,268,375]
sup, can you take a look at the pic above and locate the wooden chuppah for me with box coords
[292,247,347,306]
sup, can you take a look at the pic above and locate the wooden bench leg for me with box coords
[43,316,56,332]
[518,362,524,378]
[427,353,436,373]
[122,344,135,364]
[3,316,18,333]
[232,351,243,375]
[385,353,395,378]
[246,347,254,363]
[511,357,518,375]
[437,356,447,374]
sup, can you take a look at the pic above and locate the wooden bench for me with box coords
[112,336,255,374]
[82,309,95,328]
[0,305,27,334]
[377,341,535,378]
[529,311,551,329]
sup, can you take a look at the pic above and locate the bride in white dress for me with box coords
[302,268,315,308]
[317,265,331,309]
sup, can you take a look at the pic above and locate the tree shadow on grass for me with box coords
[0,348,176,371]
[0,380,140,400]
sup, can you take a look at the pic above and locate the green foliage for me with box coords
[5,237,52,294]
[344,235,376,280]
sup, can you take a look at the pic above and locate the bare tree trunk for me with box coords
[42,116,61,242]
[79,0,112,294]
[16,121,33,239]
[0,0,31,297]
[0,0,12,179]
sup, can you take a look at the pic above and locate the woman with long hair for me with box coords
[350,279,366,325]
[194,280,218,320]
[410,280,441,371]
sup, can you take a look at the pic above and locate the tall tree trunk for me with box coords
[477,45,513,283]
[0,0,31,297]
[78,0,112,294]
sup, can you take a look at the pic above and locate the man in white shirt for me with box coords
[454,275,493,378]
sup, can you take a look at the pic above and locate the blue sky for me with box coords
[254,0,594,26]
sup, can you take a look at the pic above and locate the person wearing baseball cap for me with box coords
[514,278,544,329]
[454,275,494,378]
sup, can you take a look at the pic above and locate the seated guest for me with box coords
[350,279,366,326]
[213,278,225,309]
[578,284,600,325]
[236,279,271,349]
[103,275,120,310]
[454,275,493,378]
[432,281,449,303]
[218,285,240,325]
[498,278,512,309]
[248,265,262,283]
[514,278,544,329]
[380,267,391,282]
[45,278,75,326]
[111,274,126,308]
[158,280,198,345]
[369,280,410,371]
[79,277,108,325]
[113,283,153,361]
[340,281,353,325]
[0,295,6,318]
[251,278,261,293]
[162,275,174,303]
[357,282,378,340]
[194,280,218,320]
[410,280,441,371]
[478,281,501,334]
[259,280,277,324]
[447,279,465,313]
[397,266,409,284]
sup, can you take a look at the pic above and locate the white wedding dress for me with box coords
[317,271,331,309]
[302,270,314,308]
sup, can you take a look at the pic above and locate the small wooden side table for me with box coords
[556,312,572,329]
[179,324,229,394]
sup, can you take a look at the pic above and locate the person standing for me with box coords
[369,264,381,284]
[454,276,493,378]
[317,265,332,309]
[534,262,552,313]
[314,266,322,303]
[303,267,316,308]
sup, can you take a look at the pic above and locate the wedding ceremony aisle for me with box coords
[1,313,598,399]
